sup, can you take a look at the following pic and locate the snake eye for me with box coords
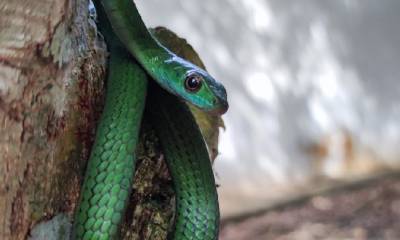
[184,74,203,92]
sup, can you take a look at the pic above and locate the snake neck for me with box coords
[94,0,228,113]
[94,0,178,84]
[95,0,191,92]
[95,0,168,58]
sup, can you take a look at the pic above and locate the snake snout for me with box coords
[208,82,228,115]
[208,98,228,115]
[218,100,229,115]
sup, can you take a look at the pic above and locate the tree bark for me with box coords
[0,1,221,240]
[0,0,106,239]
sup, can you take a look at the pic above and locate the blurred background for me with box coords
[137,0,400,239]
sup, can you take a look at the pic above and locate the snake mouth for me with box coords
[218,101,229,114]
[188,98,228,115]
[208,100,229,115]
[210,82,228,115]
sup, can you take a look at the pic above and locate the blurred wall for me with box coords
[136,0,400,217]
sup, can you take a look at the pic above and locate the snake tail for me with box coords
[73,46,148,239]
[147,83,220,240]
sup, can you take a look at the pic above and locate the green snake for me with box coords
[72,0,228,239]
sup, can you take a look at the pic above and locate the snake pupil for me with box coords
[185,74,203,92]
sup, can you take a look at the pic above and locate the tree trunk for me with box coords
[0,1,221,239]
[0,0,106,239]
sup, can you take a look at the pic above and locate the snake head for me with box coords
[160,55,229,115]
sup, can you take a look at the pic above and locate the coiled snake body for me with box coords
[73,0,228,239]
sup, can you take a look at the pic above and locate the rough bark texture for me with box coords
[0,0,107,239]
[0,1,221,239]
